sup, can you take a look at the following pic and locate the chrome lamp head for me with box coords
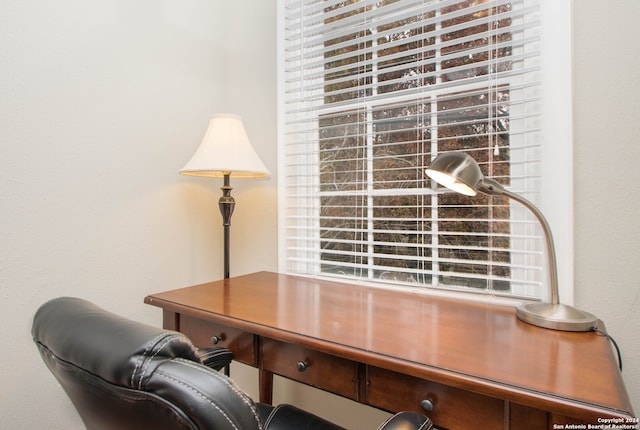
[426,152,598,332]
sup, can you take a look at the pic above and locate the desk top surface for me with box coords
[145,271,633,419]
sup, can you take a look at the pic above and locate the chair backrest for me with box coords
[32,297,263,430]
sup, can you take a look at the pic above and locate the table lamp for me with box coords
[425,152,597,331]
[180,114,270,279]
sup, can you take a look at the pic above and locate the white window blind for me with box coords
[279,0,549,299]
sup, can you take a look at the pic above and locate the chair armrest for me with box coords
[263,404,346,430]
[377,412,433,430]
[196,346,233,372]
[263,405,432,430]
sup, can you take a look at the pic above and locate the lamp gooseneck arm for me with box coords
[479,179,559,305]
[474,177,598,330]
[502,189,559,305]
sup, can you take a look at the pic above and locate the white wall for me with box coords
[0,1,277,428]
[1,1,637,429]
[573,0,640,416]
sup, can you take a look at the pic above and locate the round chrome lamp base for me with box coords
[516,302,598,332]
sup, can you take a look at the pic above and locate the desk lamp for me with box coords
[180,114,270,279]
[425,152,597,331]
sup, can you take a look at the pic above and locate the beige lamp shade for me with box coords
[180,114,271,179]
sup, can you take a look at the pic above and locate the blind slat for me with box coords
[284,5,536,67]
[285,256,542,286]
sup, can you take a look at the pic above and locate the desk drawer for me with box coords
[179,315,256,366]
[367,366,504,430]
[261,338,358,401]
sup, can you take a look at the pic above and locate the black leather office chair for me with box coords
[32,297,433,430]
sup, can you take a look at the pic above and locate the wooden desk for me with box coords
[145,271,636,430]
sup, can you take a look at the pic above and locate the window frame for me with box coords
[276,0,574,305]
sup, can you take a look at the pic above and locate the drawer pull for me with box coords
[211,335,224,345]
[296,361,308,372]
[420,398,435,412]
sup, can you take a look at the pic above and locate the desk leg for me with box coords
[162,310,179,331]
[259,369,274,405]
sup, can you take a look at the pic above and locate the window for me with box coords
[278,0,572,301]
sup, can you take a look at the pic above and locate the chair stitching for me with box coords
[376,414,432,430]
[138,335,187,389]
[376,415,393,430]
[131,333,165,387]
[174,358,263,430]
[131,333,176,389]
[156,370,242,430]
[175,360,260,413]
[261,404,283,428]
[418,417,433,430]
[174,359,263,427]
